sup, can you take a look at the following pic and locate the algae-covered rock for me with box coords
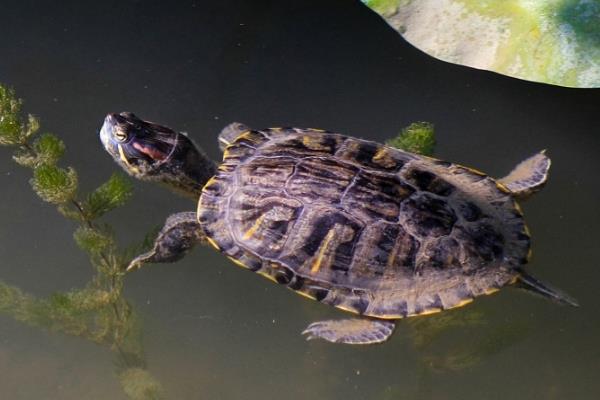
[363,0,600,88]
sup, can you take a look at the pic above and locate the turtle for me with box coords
[99,112,578,345]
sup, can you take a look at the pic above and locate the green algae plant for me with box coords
[0,84,164,400]
[386,121,435,157]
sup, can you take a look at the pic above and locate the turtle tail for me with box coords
[514,270,579,307]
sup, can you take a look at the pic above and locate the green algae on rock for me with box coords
[362,0,600,88]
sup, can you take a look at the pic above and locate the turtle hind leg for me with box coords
[218,122,250,151]
[302,318,395,345]
[514,270,579,307]
[127,211,205,271]
[498,151,550,200]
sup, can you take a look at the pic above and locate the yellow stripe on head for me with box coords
[118,144,139,173]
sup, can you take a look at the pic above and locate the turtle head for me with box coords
[100,112,216,199]
[100,112,178,174]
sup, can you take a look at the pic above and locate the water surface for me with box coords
[0,1,598,399]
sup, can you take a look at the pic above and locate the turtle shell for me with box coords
[198,128,531,318]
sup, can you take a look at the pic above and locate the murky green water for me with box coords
[1,1,598,399]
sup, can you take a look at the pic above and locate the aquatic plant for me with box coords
[0,84,163,399]
[386,121,435,156]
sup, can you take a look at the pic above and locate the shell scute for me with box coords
[278,207,363,278]
[287,158,357,204]
[238,156,296,188]
[341,172,414,222]
[228,187,303,258]
[400,193,458,238]
[335,138,415,172]
[199,128,530,319]
[257,132,345,158]
[403,167,456,196]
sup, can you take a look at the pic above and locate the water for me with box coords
[0,1,598,399]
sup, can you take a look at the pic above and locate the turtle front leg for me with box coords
[302,318,396,345]
[127,211,205,271]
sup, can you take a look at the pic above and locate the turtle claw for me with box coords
[301,322,325,341]
[126,256,146,272]
[125,249,156,272]
[301,319,395,345]
[125,212,204,273]
[125,262,138,272]
[304,335,319,341]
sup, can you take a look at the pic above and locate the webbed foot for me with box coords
[499,151,550,199]
[302,318,395,345]
[127,211,204,271]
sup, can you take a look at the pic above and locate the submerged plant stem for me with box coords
[0,83,163,399]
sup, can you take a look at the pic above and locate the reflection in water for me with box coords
[408,307,529,373]
[377,308,531,400]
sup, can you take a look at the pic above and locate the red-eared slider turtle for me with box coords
[100,112,577,345]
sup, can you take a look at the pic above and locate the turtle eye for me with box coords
[114,130,128,142]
